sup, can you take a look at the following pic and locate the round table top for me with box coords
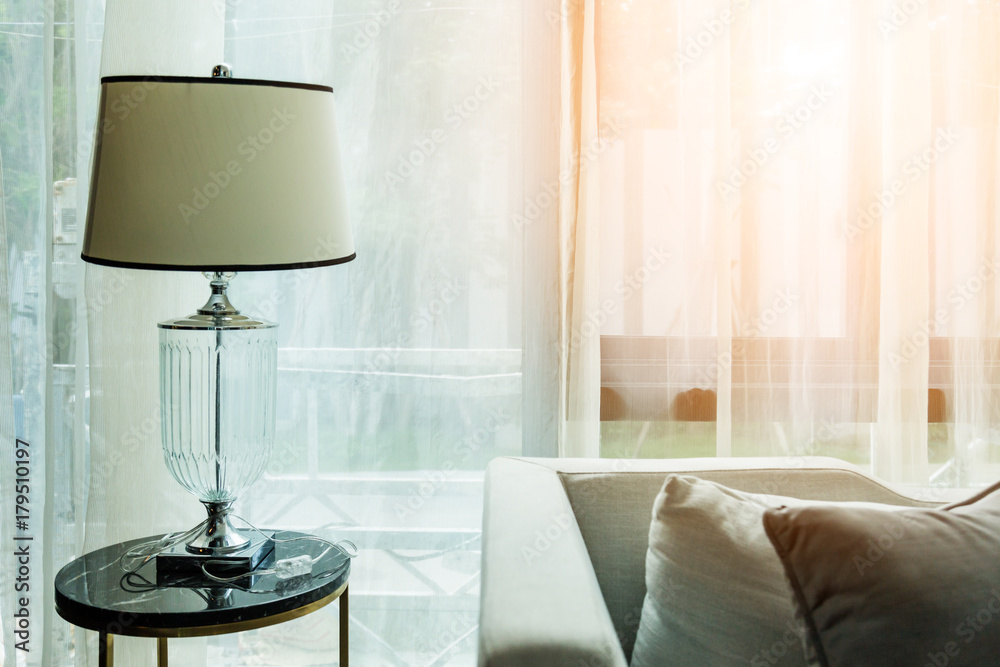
[54,530,350,637]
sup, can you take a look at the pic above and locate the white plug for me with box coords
[274,554,314,579]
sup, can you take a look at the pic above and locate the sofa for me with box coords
[477,456,939,667]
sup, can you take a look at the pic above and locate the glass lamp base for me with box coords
[158,273,279,560]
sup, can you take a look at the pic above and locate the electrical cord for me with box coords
[384,533,480,562]
[119,518,217,574]
[117,513,357,588]
[199,520,357,584]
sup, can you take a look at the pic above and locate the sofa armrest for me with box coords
[478,458,628,667]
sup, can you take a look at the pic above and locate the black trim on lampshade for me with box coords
[79,252,357,273]
[83,77,353,270]
[100,75,333,94]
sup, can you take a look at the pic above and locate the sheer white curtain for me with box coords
[590,0,1000,487]
[0,0,93,662]
[0,131,20,667]
[3,0,548,665]
[222,2,535,664]
[82,5,222,666]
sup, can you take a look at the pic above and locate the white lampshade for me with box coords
[82,75,354,271]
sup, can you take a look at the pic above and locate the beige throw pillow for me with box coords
[630,474,812,667]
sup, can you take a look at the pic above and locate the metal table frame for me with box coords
[92,583,349,667]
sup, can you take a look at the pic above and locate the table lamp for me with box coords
[81,66,355,573]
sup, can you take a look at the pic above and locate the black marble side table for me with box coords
[55,531,350,667]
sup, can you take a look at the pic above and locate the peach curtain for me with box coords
[571,0,1000,486]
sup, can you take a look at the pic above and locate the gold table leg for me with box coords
[98,632,114,667]
[340,585,349,667]
[158,637,168,666]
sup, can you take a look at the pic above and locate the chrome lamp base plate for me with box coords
[156,532,274,584]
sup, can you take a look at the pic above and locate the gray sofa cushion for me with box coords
[763,483,1000,667]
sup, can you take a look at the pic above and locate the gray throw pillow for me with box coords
[763,484,1000,667]
[630,475,815,667]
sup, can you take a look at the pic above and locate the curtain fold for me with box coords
[79,2,224,664]
[874,1,932,484]
[557,0,602,457]
[0,143,19,667]
[708,0,736,458]
[0,0,55,662]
